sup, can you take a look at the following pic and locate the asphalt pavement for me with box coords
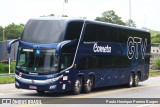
[0,76,160,107]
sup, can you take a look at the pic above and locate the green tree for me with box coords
[62,15,68,17]
[40,14,55,17]
[151,38,160,43]
[19,23,25,27]
[156,34,160,38]
[153,58,160,70]
[151,33,160,43]
[95,10,126,25]
[126,19,136,27]
[49,14,55,16]
[79,17,87,19]
[0,26,3,41]
[4,23,24,40]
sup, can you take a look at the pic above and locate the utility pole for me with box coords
[144,14,147,29]
[129,0,131,20]
[129,0,132,26]
[62,0,65,16]
[62,0,68,16]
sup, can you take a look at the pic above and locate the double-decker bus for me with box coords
[8,17,151,95]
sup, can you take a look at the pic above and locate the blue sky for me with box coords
[0,0,159,31]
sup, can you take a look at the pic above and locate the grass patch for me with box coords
[149,71,160,77]
[0,76,15,84]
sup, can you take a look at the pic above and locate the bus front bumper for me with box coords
[15,74,71,92]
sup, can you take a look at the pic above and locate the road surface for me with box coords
[0,76,160,107]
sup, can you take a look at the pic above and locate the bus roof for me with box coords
[29,17,149,33]
[85,20,150,33]
[21,17,150,44]
[29,17,85,23]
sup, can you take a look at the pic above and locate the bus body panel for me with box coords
[12,18,150,93]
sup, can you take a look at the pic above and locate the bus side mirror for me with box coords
[7,39,20,53]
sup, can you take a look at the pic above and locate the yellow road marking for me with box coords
[73,84,160,98]
[15,84,160,107]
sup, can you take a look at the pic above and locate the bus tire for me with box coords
[127,73,134,88]
[73,77,82,95]
[133,73,139,87]
[36,90,45,94]
[84,76,93,93]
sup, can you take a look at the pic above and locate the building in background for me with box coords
[151,43,160,59]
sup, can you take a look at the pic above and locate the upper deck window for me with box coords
[64,22,83,40]
[83,23,119,43]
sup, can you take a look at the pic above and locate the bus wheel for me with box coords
[133,73,139,87]
[84,77,93,93]
[127,73,134,88]
[73,77,82,95]
[36,90,45,94]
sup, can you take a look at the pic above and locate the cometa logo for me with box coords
[93,43,111,53]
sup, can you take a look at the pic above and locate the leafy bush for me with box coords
[0,62,16,74]
[0,63,8,73]
[152,58,160,70]
[151,38,160,43]
[10,61,16,73]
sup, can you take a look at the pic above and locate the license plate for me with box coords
[29,85,37,90]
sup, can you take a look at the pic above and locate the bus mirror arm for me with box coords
[7,38,20,53]
[56,39,78,55]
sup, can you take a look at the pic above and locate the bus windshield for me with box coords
[21,19,66,44]
[17,47,59,74]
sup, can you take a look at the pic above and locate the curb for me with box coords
[0,74,15,77]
